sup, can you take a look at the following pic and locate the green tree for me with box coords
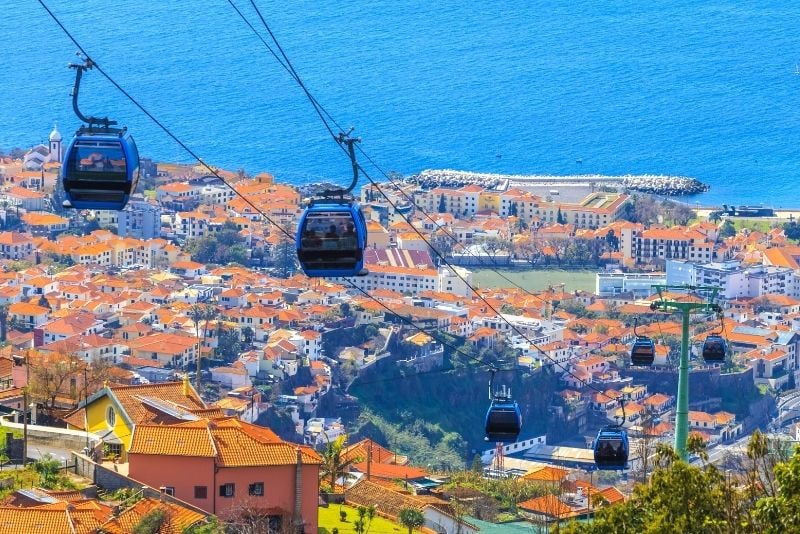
[438,194,447,213]
[185,221,246,265]
[242,326,255,345]
[33,454,62,489]
[719,219,737,238]
[783,221,800,241]
[189,303,217,387]
[216,328,244,362]
[0,303,9,342]
[182,516,224,534]
[273,233,297,278]
[133,509,167,534]
[605,229,619,251]
[320,435,358,492]
[365,505,376,534]
[398,508,424,534]
[556,208,566,224]
[754,445,800,533]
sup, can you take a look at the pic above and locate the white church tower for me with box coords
[48,123,63,163]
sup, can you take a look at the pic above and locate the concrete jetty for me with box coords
[405,169,709,196]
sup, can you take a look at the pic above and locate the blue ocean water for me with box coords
[1,1,799,207]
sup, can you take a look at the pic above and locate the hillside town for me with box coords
[0,130,799,531]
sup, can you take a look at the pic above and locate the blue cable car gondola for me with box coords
[296,199,368,277]
[62,128,140,210]
[296,132,369,278]
[60,57,139,211]
[631,336,656,366]
[630,318,655,366]
[593,426,629,470]
[593,397,629,470]
[702,313,728,362]
[484,369,522,443]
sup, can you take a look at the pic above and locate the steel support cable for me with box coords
[236,0,624,404]
[36,0,297,244]
[230,0,549,302]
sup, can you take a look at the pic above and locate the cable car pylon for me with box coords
[649,284,721,461]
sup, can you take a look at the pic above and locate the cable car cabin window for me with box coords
[301,212,359,252]
[595,436,627,465]
[487,408,520,434]
[68,143,127,181]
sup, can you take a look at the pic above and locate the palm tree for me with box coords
[398,508,424,534]
[190,303,218,391]
[320,435,358,492]
[242,326,255,346]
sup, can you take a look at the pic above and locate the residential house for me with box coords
[9,301,50,329]
[128,332,198,368]
[21,212,69,234]
[63,377,208,460]
[128,417,321,531]
[0,232,34,260]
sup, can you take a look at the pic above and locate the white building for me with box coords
[118,200,162,239]
[667,260,798,300]
[596,271,666,297]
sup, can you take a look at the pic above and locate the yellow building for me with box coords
[64,377,210,461]
[478,190,502,214]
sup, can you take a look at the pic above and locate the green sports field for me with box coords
[472,268,597,293]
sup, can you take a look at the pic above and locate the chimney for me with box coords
[182,373,190,397]
[367,442,372,481]
[159,486,167,501]
[293,447,304,533]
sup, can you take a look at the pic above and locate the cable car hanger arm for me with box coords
[68,55,118,131]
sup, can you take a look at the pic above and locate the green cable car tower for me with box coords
[649,285,721,461]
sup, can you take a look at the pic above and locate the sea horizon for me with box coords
[3,1,799,208]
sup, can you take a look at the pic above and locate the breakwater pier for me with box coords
[406,169,709,196]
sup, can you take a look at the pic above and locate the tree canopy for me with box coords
[559,435,800,534]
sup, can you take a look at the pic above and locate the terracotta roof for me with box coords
[129,418,321,467]
[351,462,428,481]
[345,479,425,519]
[0,501,105,533]
[68,381,205,428]
[98,497,206,534]
[130,424,216,457]
[342,438,407,466]
[522,465,569,482]
[518,494,577,519]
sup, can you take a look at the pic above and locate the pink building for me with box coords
[128,417,321,532]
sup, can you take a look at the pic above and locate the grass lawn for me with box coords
[472,268,597,293]
[728,218,779,234]
[319,504,405,534]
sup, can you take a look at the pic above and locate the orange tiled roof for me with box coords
[0,501,105,533]
[129,418,320,467]
[522,465,569,483]
[351,462,428,481]
[345,479,425,519]
[76,381,205,428]
[342,438,408,466]
[98,497,206,534]
[518,494,577,519]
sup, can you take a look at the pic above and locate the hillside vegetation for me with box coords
[350,362,559,469]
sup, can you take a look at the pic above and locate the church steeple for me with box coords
[48,123,63,163]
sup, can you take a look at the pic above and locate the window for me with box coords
[219,483,235,498]
[106,406,116,427]
[163,486,175,496]
[194,486,208,499]
[249,482,264,496]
